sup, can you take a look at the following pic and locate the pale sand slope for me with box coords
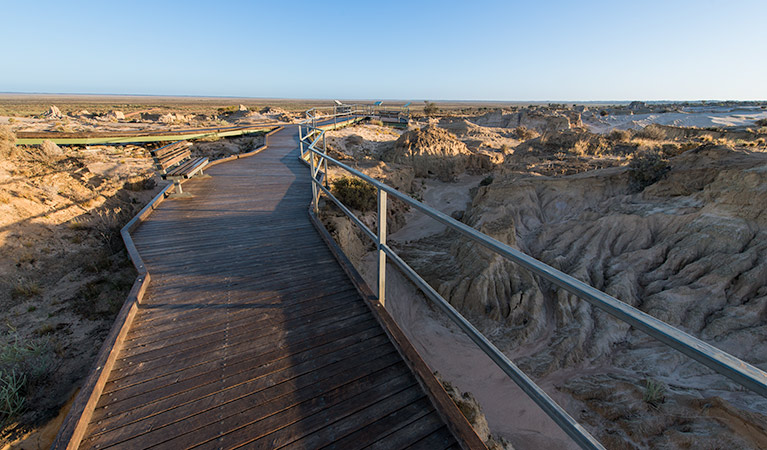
[584,107,767,133]
[360,175,580,450]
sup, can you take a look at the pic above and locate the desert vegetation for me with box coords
[331,176,377,211]
[0,129,158,440]
[0,111,272,445]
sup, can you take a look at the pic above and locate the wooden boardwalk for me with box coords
[75,126,478,449]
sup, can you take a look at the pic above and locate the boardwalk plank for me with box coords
[75,125,465,450]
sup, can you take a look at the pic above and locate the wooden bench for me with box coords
[150,140,208,194]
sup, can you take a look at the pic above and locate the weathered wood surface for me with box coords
[76,126,472,449]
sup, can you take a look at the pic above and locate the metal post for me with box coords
[323,132,329,189]
[377,188,387,307]
[298,124,304,157]
[310,149,319,215]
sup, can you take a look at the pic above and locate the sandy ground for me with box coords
[0,107,288,134]
[584,106,767,133]
[359,176,580,449]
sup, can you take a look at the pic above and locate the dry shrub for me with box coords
[423,101,439,117]
[0,125,15,159]
[755,118,767,127]
[636,124,666,140]
[331,176,376,211]
[514,126,537,141]
[91,207,132,253]
[572,140,589,156]
[628,150,670,192]
[609,129,632,142]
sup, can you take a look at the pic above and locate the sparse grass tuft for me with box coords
[643,378,666,408]
[34,324,57,337]
[331,176,376,212]
[67,219,89,231]
[11,280,41,300]
[91,207,130,253]
[0,369,26,425]
[0,330,56,425]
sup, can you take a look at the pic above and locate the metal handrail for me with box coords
[298,109,767,448]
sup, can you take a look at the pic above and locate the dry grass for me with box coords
[10,280,41,300]
[0,125,15,158]
[0,95,320,117]
[636,125,666,140]
[609,129,632,142]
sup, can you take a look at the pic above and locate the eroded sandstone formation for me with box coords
[398,144,767,447]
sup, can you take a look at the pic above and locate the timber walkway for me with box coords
[59,126,481,449]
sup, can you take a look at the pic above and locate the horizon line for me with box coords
[1,92,766,105]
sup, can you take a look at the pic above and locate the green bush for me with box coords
[628,150,670,192]
[331,176,376,211]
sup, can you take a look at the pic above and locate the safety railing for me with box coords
[297,108,767,450]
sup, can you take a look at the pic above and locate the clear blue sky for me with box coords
[2,0,765,101]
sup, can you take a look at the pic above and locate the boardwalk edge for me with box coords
[308,209,488,450]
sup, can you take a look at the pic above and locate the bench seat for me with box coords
[150,140,209,194]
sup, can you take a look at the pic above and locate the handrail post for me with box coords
[298,124,304,157]
[310,148,319,215]
[377,188,387,307]
[323,132,329,189]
